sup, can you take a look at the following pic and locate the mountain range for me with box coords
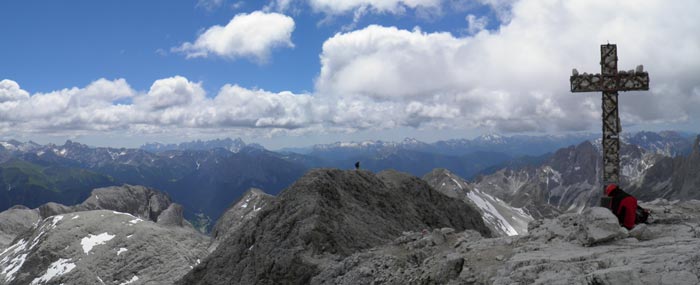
[0,131,695,232]
[0,128,699,284]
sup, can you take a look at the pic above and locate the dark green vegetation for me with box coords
[0,159,113,210]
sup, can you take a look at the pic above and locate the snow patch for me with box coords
[30,258,76,285]
[81,233,115,254]
[50,216,63,228]
[1,239,27,258]
[467,190,519,236]
[129,218,143,224]
[450,178,463,190]
[117,248,128,256]
[0,142,16,150]
[112,211,136,218]
[1,253,27,282]
[71,215,80,220]
[119,275,139,285]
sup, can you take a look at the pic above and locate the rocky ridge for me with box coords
[179,169,490,285]
[209,188,275,252]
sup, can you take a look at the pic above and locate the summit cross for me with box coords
[570,44,650,203]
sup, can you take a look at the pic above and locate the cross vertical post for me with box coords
[600,44,621,186]
[570,44,650,206]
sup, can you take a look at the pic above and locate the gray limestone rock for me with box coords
[576,207,628,246]
[0,184,188,258]
[78,184,172,222]
[157,203,186,227]
[0,207,40,250]
[0,210,208,285]
[178,169,490,285]
[311,200,700,285]
[208,188,275,251]
[36,202,72,219]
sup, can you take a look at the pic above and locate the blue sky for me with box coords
[0,0,495,94]
[1,0,699,149]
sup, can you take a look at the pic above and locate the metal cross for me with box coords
[570,44,649,203]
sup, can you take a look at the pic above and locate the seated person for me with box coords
[604,184,649,230]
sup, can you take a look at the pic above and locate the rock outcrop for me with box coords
[0,185,189,252]
[178,169,490,285]
[209,188,275,251]
[312,200,700,284]
[0,210,208,285]
[77,185,172,222]
[0,206,40,250]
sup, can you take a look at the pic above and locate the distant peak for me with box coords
[140,137,253,153]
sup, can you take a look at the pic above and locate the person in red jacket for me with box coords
[605,184,638,230]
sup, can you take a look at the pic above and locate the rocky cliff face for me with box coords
[178,169,490,285]
[33,184,174,222]
[423,168,533,236]
[473,141,662,218]
[628,135,700,202]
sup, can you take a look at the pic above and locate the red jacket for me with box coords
[605,184,637,230]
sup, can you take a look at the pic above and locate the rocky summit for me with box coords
[311,200,700,285]
[179,169,490,285]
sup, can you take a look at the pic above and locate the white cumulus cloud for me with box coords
[309,0,441,14]
[173,11,295,62]
[0,76,323,136]
[314,0,700,133]
[3,0,700,140]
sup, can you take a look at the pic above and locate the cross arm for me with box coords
[570,70,649,93]
[615,71,649,91]
[570,73,602,93]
